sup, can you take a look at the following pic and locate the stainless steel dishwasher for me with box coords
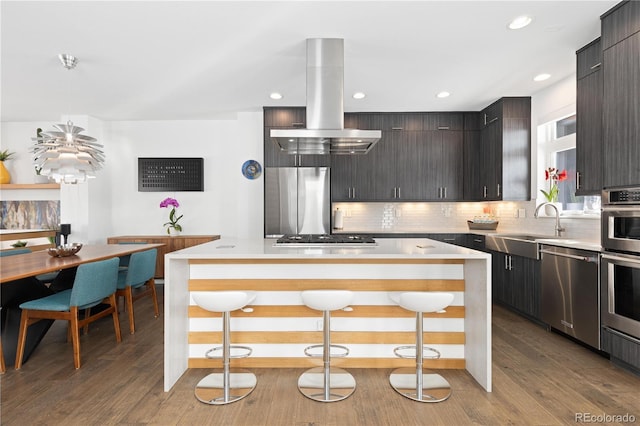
[539,245,601,349]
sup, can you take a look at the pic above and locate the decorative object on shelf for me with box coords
[30,54,104,184]
[241,160,262,180]
[160,197,183,235]
[47,242,82,257]
[0,149,16,184]
[540,167,567,203]
[10,241,27,248]
[60,223,71,245]
[467,220,499,230]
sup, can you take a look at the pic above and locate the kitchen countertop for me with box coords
[168,237,491,259]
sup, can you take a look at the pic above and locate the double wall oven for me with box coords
[601,187,640,343]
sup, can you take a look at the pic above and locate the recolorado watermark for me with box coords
[575,412,636,423]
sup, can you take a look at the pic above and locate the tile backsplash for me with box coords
[332,201,600,243]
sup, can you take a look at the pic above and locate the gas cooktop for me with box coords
[274,234,376,247]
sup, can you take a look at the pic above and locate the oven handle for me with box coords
[602,206,640,211]
[601,253,640,264]
[539,249,598,263]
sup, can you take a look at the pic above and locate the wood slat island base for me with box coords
[164,238,491,393]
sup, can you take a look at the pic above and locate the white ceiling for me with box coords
[1,1,618,123]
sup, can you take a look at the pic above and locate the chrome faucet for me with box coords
[534,203,566,237]
[533,203,565,237]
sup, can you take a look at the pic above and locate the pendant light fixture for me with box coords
[31,54,104,184]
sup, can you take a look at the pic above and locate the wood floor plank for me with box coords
[2,287,639,425]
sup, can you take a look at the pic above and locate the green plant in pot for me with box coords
[0,149,16,184]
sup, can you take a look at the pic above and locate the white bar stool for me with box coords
[192,291,257,405]
[298,290,356,402]
[388,291,455,403]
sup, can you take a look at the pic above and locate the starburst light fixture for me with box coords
[30,54,104,184]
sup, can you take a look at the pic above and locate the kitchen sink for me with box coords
[485,234,565,259]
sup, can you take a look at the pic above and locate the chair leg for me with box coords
[70,307,81,369]
[0,337,5,374]
[148,278,159,318]
[83,308,91,335]
[109,294,122,343]
[125,287,135,334]
[14,309,30,370]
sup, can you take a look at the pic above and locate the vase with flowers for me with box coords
[540,167,568,215]
[160,197,183,235]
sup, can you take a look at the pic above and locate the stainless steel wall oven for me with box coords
[601,187,640,341]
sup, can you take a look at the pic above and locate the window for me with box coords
[538,114,586,211]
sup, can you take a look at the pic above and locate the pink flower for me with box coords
[160,197,179,209]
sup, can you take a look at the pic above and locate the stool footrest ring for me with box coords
[205,345,253,359]
[393,345,441,360]
[304,344,350,358]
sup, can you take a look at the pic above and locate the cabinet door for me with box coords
[576,69,603,195]
[463,113,483,201]
[264,108,305,167]
[330,154,353,201]
[369,130,397,200]
[395,131,428,200]
[509,255,541,319]
[577,38,602,79]
[439,130,464,200]
[603,32,640,188]
[490,251,510,304]
[480,118,502,200]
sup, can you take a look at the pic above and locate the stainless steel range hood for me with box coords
[270,38,381,155]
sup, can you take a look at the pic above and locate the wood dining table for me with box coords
[0,243,164,366]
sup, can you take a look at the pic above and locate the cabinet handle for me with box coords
[348,187,352,199]
[437,126,450,130]
[483,186,487,198]
[292,122,305,128]
[473,238,483,243]
[508,255,513,271]
[352,187,356,199]
[488,117,499,124]
[393,187,397,198]
[391,127,403,131]
[443,187,447,199]
[504,255,509,270]
[484,114,487,126]
[576,171,581,190]
[497,184,501,197]
[398,187,401,199]
[590,62,601,70]
[444,238,455,242]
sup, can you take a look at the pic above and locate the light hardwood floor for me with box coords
[1,286,639,425]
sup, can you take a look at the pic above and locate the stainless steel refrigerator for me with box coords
[265,167,330,236]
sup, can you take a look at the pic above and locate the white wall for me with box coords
[0,112,265,243]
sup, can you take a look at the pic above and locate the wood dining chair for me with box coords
[116,248,158,334]
[14,257,122,370]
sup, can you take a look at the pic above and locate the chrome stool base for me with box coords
[298,366,356,402]
[195,368,257,405]
[389,367,452,403]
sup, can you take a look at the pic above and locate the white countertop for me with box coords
[167,237,490,260]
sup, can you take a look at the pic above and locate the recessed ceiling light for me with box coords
[533,73,551,82]
[436,91,450,99]
[508,15,532,30]
[270,92,283,100]
[352,92,366,99]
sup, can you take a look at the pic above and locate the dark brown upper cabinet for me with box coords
[576,38,604,195]
[601,1,640,188]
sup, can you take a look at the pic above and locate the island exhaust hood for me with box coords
[270,38,381,155]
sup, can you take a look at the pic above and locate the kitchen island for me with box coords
[164,238,491,392]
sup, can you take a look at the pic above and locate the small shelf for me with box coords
[0,183,60,190]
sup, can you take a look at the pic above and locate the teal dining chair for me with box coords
[14,257,122,370]
[116,248,158,334]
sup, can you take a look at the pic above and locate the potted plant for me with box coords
[34,166,50,183]
[160,197,183,235]
[540,167,568,215]
[0,149,16,184]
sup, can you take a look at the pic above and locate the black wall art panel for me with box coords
[138,157,204,192]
